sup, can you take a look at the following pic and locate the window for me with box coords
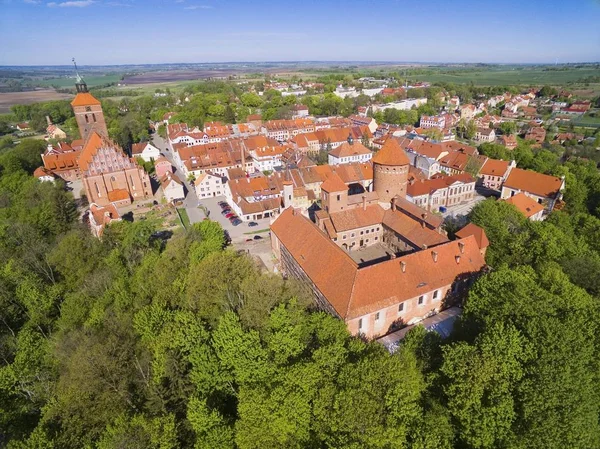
[92,113,97,123]
[351,233,355,238]
[375,312,380,321]
[343,235,347,240]
[358,318,363,330]
[398,303,404,312]
[365,229,369,234]
[85,114,89,123]
[433,290,439,300]
[360,231,364,235]
[337,194,341,201]
[374,236,378,241]
[418,296,424,305]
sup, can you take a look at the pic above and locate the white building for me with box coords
[371,98,428,113]
[251,146,287,172]
[160,173,185,203]
[327,140,373,166]
[131,142,161,162]
[194,172,225,199]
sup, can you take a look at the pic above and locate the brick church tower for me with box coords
[372,137,410,204]
[70,60,108,142]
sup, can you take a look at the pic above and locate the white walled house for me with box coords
[328,140,373,166]
[160,173,185,203]
[131,142,161,162]
[195,172,225,199]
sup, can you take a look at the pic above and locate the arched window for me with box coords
[92,113,97,122]
[85,114,89,123]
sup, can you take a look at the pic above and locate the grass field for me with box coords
[0,89,73,113]
[408,67,600,86]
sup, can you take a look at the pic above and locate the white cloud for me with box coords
[47,0,95,7]
[184,4,212,9]
[24,0,41,4]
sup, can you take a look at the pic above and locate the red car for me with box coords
[225,213,236,219]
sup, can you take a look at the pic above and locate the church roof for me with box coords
[372,137,409,166]
[71,92,101,107]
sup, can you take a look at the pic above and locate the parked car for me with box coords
[231,219,242,226]
[248,221,258,227]
[253,235,263,240]
[225,213,236,219]
[245,238,253,242]
[221,209,232,215]
[220,203,230,209]
[218,201,227,206]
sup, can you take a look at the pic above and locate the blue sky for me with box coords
[1,0,599,65]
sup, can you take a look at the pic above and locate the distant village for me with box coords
[31,73,597,343]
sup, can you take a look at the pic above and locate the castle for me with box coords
[271,138,488,339]
[41,69,151,207]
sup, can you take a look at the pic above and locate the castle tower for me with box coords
[70,59,108,142]
[320,172,348,214]
[372,137,409,204]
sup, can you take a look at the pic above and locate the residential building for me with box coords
[328,138,373,165]
[33,167,56,182]
[420,115,446,129]
[348,115,378,134]
[497,134,517,150]
[154,157,173,179]
[500,168,565,212]
[503,192,545,221]
[88,202,121,238]
[407,173,476,211]
[479,159,516,190]
[46,124,67,140]
[160,172,185,203]
[474,127,496,143]
[291,104,309,118]
[460,104,477,120]
[525,127,546,144]
[131,141,161,162]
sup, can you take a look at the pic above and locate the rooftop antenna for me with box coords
[72,58,88,93]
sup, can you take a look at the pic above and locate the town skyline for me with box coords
[2,0,600,65]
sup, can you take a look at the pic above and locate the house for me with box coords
[194,171,225,199]
[225,176,281,222]
[407,173,476,212]
[291,104,309,118]
[525,127,546,144]
[154,157,173,179]
[16,122,30,131]
[131,142,161,162]
[251,146,288,172]
[560,101,591,115]
[420,115,446,129]
[500,168,565,212]
[46,124,67,140]
[33,167,56,182]
[474,127,496,143]
[328,138,373,165]
[348,115,378,134]
[160,172,185,203]
[503,192,545,221]
[497,134,517,150]
[270,207,486,339]
[88,202,121,238]
[479,159,516,190]
[460,104,477,120]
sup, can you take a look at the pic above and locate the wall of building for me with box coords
[334,224,383,251]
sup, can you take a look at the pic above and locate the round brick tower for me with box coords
[372,137,410,203]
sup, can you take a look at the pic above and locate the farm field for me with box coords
[35,74,123,88]
[0,89,73,113]
[407,66,600,86]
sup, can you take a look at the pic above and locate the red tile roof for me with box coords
[71,92,101,107]
[372,137,410,166]
[503,168,563,198]
[321,173,348,193]
[503,193,544,218]
[329,141,372,158]
[455,223,489,250]
[479,158,510,177]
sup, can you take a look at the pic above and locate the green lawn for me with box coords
[177,208,191,228]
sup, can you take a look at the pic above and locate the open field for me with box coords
[407,66,600,86]
[0,89,73,113]
[35,74,123,88]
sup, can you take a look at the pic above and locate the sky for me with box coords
[1,0,600,65]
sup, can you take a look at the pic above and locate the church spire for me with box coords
[72,58,88,93]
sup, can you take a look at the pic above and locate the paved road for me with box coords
[441,194,487,219]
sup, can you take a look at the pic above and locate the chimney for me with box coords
[458,241,465,254]
[391,197,396,210]
[292,208,297,216]
[455,255,461,264]
[432,250,438,262]
[421,220,426,229]
[400,260,406,272]
[362,195,367,211]
[409,178,415,185]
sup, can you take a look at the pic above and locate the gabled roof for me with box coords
[329,204,386,232]
[71,92,101,107]
[321,172,348,193]
[329,141,372,158]
[479,158,510,177]
[503,192,544,218]
[503,168,563,198]
[372,137,409,166]
[455,223,489,250]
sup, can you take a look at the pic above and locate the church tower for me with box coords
[70,59,108,142]
[372,137,410,204]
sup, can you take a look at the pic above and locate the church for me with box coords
[41,71,151,207]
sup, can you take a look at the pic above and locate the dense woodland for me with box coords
[1,77,600,447]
